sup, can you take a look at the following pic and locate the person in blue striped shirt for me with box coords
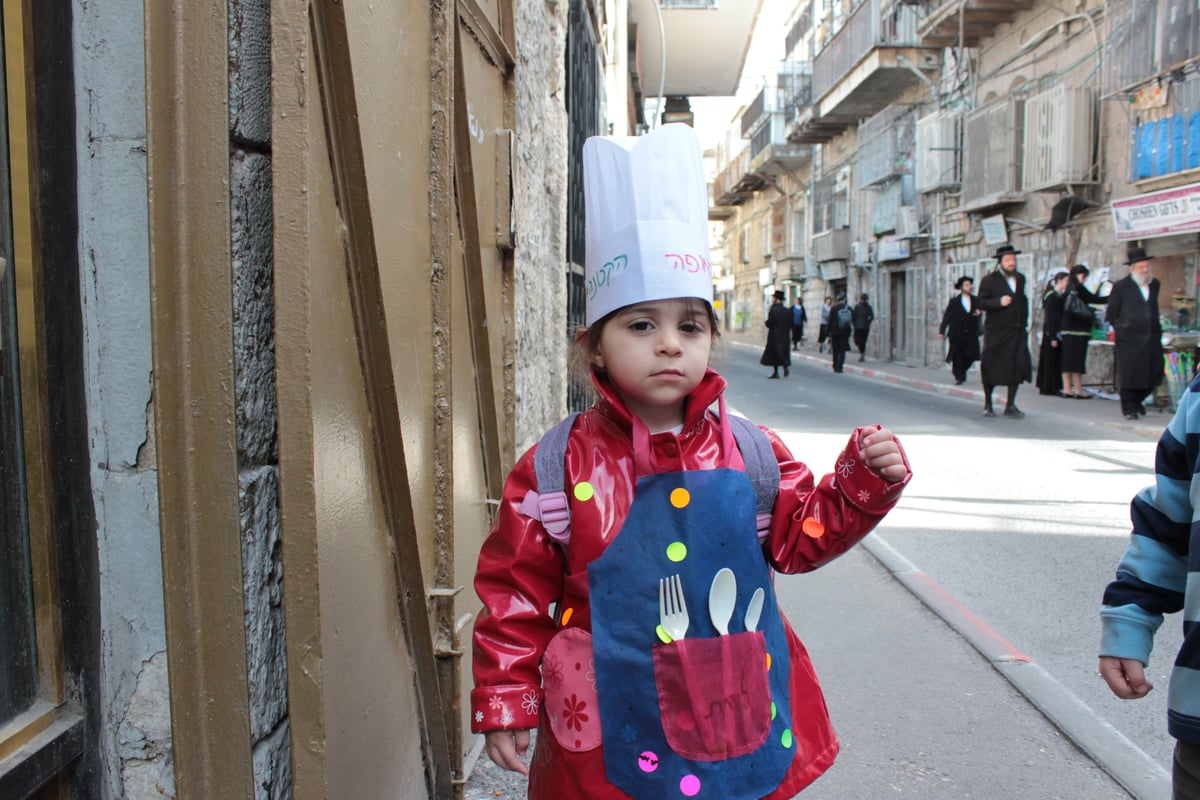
[1101,373,1200,797]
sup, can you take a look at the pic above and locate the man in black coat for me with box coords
[828,291,853,373]
[1106,246,1163,419]
[977,244,1032,418]
[852,293,875,362]
[939,275,981,385]
[760,289,792,378]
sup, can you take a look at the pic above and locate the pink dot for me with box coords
[680,774,701,796]
[638,751,659,773]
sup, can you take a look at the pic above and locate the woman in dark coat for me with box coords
[761,289,792,378]
[939,276,981,385]
[1106,247,1163,419]
[1059,264,1106,398]
[1036,272,1068,396]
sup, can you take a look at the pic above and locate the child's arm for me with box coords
[764,424,911,574]
[471,447,566,744]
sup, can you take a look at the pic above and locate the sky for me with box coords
[686,0,792,152]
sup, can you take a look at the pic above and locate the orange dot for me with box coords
[802,517,825,539]
[670,488,691,508]
[766,652,772,670]
[561,607,574,626]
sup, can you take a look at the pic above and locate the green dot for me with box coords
[656,624,673,644]
[666,542,688,562]
[781,729,793,748]
[574,482,594,501]
[770,701,777,721]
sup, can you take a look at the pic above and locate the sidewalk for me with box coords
[726,331,1167,440]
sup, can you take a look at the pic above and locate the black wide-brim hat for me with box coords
[773,289,786,300]
[994,243,1021,259]
[1125,246,1153,264]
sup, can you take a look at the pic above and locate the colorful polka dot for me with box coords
[561,607,574,626]
[638,751,660,773]
[802,517,825,538]
[770,701,777,720]
[656,624,673,644]
[574,481,595,502]
[680,774,701,796]
[766,652,772,670]
[670,487,691,508]
[781,729,794,748]
[666,541,688,562]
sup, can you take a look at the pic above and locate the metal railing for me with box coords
[812,0,922,104]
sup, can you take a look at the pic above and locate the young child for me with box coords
[471,124,912,799]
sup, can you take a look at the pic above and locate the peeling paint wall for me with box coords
[74,1,172,797]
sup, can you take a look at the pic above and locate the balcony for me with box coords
[743,76,814,180]
[812,228,851,263]
[628,0,765,96]
[800,0,942,140]
[917,0,1035,49]
[710,148,764,217]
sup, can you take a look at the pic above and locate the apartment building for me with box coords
[713,0,1200,368]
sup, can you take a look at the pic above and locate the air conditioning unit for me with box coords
[1022,85,1096,191]
[915,110,960,193]
[851,240,870,265]
[961,98,1023,211]
[897,206,920,237]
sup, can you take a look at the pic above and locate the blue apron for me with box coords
[588,462,794,799]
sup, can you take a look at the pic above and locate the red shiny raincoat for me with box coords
[472,369,911,798]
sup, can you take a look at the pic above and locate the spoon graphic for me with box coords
[708,568,736,635]
[744,587,764,633]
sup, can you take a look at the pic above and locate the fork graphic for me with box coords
[658,574,690,641]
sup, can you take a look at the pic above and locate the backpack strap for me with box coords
[727,414,781,540]
[518,413,580,545]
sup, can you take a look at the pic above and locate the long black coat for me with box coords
[977,268,1032,386]
[1106,276,1163,391]
[760,302,792,367]
[939,293,981,365]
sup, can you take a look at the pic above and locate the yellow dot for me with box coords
[766,652,772,670]
[561,607,574,626]
[574,482,595,502]
[666,542,688,562]
[781,729,793,748]
[656,624,673,644]
[670,488,691,508]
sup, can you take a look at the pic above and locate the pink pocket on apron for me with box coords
[651,631,772,761]
[542,627,602,752]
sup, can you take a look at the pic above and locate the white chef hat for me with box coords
[582,123,713,326]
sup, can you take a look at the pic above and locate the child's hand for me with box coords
[861,427,906,483]
[485,729,531,775]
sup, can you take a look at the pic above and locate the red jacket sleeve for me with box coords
[765,425,911,574]
[470,448,565,733]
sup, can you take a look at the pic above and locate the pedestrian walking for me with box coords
[817,296,832,353]
[792,296,807,350]
[829,292,853,374]
[977,244,1032,418]
[1060,263,1107,399]
[761,289,792,378]
[471,122,913,800]
[938,276,981,385]
[1100,372,1200,797]
[852,293,875,362]
[1036,271,1068,396]
[1106,246,1163,420]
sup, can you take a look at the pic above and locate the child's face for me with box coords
[589,298,713,431]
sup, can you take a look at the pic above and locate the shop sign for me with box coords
[876,235,910,262]
[1111,181,1200,241]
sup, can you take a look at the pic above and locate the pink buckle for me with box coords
[538,491,571,543]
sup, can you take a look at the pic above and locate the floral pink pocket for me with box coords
[542,627,602,752]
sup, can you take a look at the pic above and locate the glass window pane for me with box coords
[0,20,38,725]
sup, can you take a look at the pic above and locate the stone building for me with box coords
[713,0,1200,377]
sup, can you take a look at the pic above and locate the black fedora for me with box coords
[772,289,786,300]
[1125,246,1153,265]
[993,243,1021,259]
